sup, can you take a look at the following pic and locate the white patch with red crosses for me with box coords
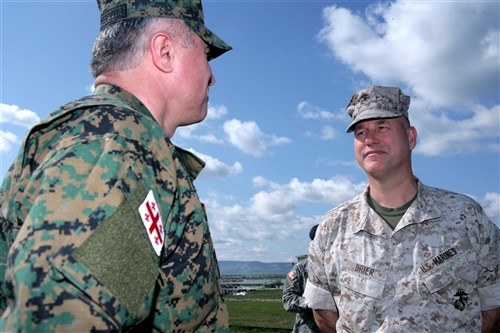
[138,190,164,256]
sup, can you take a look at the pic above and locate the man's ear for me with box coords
[150,32,174,73]
[408,126,417,150]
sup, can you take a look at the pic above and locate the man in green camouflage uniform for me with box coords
[304,86,500,332]
[282,225,320,333]
[0,0,231,331]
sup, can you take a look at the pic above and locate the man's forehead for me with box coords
[354,118,394,130]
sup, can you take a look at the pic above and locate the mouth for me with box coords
[364,150,384,158]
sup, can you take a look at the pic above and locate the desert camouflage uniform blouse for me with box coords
[0,84,228,332]
[304,181,500,332]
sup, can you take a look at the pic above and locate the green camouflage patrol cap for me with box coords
[345,85,410,133]
[97,0,232,59]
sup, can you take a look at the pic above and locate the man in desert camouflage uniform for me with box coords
[0,0,231,331]
[282,225,320,333]
[304,86,500,332]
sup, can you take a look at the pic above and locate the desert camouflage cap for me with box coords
[345,86,410,132]
[97,0,232,59]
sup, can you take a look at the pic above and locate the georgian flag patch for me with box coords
[138,190,164,256]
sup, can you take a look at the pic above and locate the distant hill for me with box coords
[219,260,293,276]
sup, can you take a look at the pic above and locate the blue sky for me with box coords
[1,0,499,263]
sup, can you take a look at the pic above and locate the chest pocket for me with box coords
[417,248,469,294]
[339,259,386,299]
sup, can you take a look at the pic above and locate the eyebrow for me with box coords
[355,119,390,130]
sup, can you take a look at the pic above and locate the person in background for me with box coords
[304,86,500,332]
[0,0,231,331]
[282,224,321,333]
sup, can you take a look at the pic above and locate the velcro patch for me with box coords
[138,190,164,256]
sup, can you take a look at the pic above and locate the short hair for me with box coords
[400,115,411,128]
[90,17,194,78]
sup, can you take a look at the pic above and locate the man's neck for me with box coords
[95,70,175,137]
[368,173,418,209]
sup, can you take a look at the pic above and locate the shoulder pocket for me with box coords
[72,182,160,318]
[418,250,469,294]
[340,259,386,299]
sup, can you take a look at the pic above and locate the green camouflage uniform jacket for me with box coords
[0,84,228,332]
[282,255,320,333]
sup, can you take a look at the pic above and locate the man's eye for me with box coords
[355,131,365,138]
[206,49,212,61]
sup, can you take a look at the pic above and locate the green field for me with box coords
[227,289,296,332]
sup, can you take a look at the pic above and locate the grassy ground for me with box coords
[227,289,296,332]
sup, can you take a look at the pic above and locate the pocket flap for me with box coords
[340,259,386,299]
[420,251,468,294]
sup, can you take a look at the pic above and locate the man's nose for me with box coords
[209,73,216,86]
[364,130,379,144]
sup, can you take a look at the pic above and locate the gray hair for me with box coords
[90,17,194,78]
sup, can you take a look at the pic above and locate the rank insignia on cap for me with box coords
[288,271,297,280]
[138,190,164,256]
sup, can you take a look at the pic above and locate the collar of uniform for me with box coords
[351,189,392,238]
[398,179,442,229]
[94,84,206,179]
[93,84,154,120]
[351,178,443,235]
[173,146,206,180]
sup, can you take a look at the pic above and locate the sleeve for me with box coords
[0,135,168,331]
[282,261,307,312]
[0,186,9,315]
[474,207,500,310]
[0,160,25,316]
[303,223,338,311]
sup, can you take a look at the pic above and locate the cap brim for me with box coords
[346,109,403,133]
[204,29,232,60]
[188,21,232,60]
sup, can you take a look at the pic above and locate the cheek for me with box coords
[190,63,210,88]
[354,141,364,154]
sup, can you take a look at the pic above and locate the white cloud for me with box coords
[318,1,499,107]
[197,134,223,144]
[297,101,338,120]
[188,149,242,178]
[297,101,340,141]
[206,176,366,261]
[319,158,359,168]
[207,174,500,261]
[206,104,228,120]
[319,125,337,140]
[318,1,499,157]
[252,176,268,187]
[413,102,500,156]
[86,83,95,95]
[174,104,228,143]
[251,244,269,255]
[0,131,18,153]
[176,126,224,144]
[223,119,292,157]
[1,103,40,128]
[477,192,500,228]
[177,106,293,156]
